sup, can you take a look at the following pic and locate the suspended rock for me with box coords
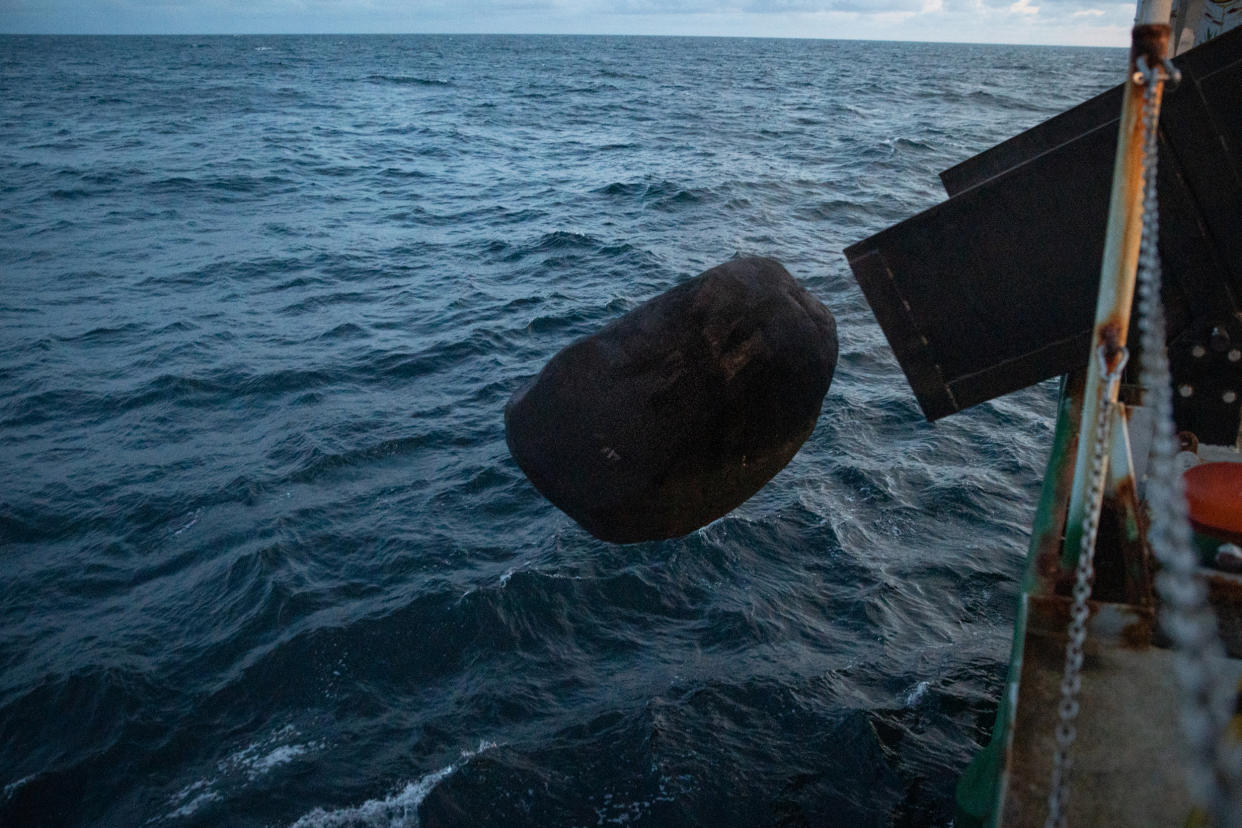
[505,256,838,543]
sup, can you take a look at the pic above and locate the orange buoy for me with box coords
[1183,462,1242,536]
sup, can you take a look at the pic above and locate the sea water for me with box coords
[0,34,1124,826]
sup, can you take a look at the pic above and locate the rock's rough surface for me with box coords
[505,257,838,543]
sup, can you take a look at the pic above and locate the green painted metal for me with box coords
[955,373,1084,827]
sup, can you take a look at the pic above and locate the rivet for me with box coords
[1217,544,1242,573]
[1192,345,1207,358]
[1179,384,1194,398]
[1224,390,1238,404]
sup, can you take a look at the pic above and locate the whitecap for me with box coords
[153,726,321,822]
[171,509,200,536]
[903,679,930,708]
[240,741,313,779]
[150,779,217,823]
[290,741,496,828]
[166,788,221,819]
[3,773,36,801]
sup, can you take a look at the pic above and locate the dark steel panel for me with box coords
[1176,35,1242,302]
[845,26,1242,421]
[939,86,1123,197]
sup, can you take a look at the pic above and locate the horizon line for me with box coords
[0,31,1124,49]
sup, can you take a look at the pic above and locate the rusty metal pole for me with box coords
[1063,0,1173,566]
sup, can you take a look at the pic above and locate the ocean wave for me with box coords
[594,179,712,208]
[48,187,98,200]
[153,725,324,823]
[0,33,1121,828]
[279,290,372,315]
[364,74,452,87]
[143,173,296,197]
[269,431,456,486]
[2,387,107,428]
[290,742,496,828]
[491,229,611,264]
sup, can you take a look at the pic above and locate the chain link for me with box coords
[1045,52,1242,827]
[1132,56,1242,828]
[1045,346,1127,828]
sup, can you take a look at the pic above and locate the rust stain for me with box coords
[1030,594,1155,650]
[1130,23,1171,69]
[1028,594,1097,634]
[1206,571,1242,600]
[1097,22,1169,342]
[1037,543,1078,597]
[1120,609,1155,650]
[1095,474,1156,607]
[1099,321,1123,364]
[1205,571,1242,659]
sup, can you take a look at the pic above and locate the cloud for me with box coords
[0,0,1135,43]
[595,0,1127,11]
[739,0,926,10]
[591,0,927,12]
[594,0,955,11]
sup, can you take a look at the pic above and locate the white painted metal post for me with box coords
[1063,0,1173,564]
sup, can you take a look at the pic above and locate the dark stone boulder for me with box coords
[504,256,838,543]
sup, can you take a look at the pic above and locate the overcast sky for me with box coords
[1,0,1138,46]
